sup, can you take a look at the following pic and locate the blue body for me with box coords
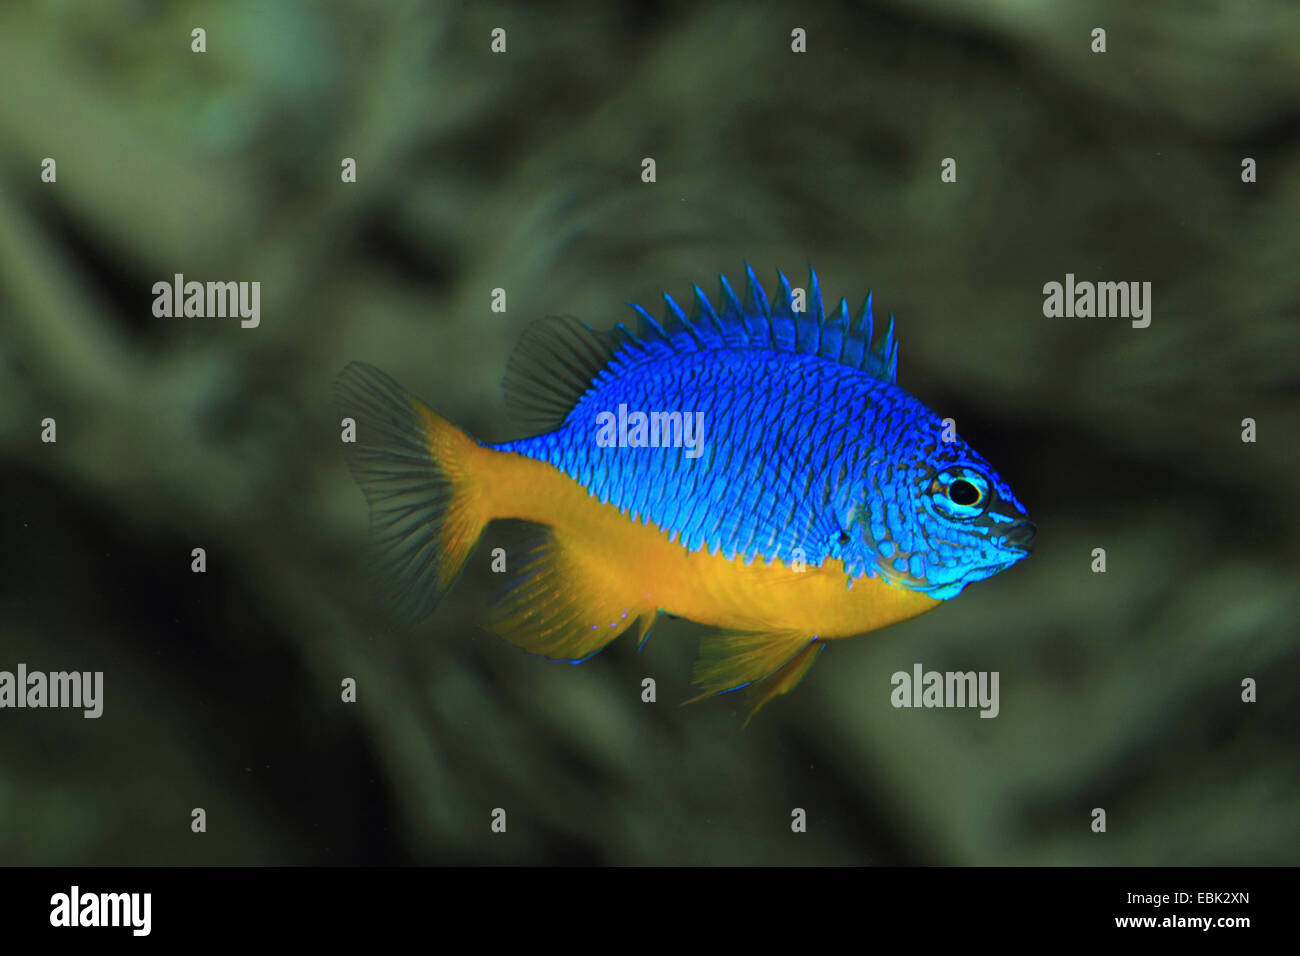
[495,266,1033,600]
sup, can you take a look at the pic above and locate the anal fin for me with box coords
[686,630,813,701]
[686,629,826,724]
[486,530,655,663]
[740,639,826,726]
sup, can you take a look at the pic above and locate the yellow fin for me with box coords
[486,531,655,662]
[740,640,826,726]
[686,630,815,704]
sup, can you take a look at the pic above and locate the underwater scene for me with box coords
[0,0,1296,871]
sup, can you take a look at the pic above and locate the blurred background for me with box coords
[0,0,1297,865]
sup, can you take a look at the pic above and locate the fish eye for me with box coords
[950,479,982,507]
[929,468,991,521]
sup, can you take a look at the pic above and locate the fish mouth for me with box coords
[1003,520,1036,553]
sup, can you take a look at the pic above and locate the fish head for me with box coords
[846,416,1034,600]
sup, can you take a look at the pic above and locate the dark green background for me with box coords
[1,0,1296,865]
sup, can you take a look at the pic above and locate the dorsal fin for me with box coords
[502,315,620,430]
[502,266,901,428]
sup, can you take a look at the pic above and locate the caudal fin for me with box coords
[335,362,487,628]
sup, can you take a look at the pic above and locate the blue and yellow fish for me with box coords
[337,265,1034,721]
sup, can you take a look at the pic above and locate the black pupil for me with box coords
[950,480,980,506]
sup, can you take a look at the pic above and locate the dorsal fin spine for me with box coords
[718,275,744,317]
[858,292,875,348]
[499,266,901,431]
[886,316,899,379]
[662,292,707,347]
[662,291,689,325]
[692,284,726,337]
[743,263,771,318]
[804,303,822,355]
[768,279,796,350]
[774,270,795,319]
[819,309,844,363]
[808,267,825,322]
[630,303,667,341]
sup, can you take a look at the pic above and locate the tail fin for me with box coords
[334,362,487,628]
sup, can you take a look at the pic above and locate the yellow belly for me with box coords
[474,444,940,639]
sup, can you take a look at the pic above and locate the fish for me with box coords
[336,265,1034,722]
